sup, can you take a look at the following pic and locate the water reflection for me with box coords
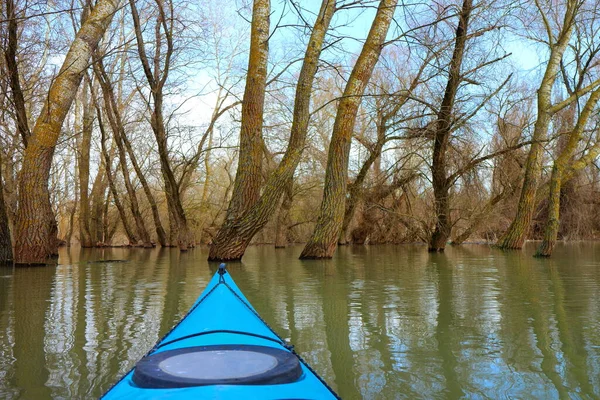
[0,244,599,399]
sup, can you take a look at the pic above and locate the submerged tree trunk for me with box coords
[300,0,397,259]
[0,159,13,264]
[497,0,579,250]
[536,87,600,257]
[14,0,120,264]
[428,0,472,252]
[208,0,336,260]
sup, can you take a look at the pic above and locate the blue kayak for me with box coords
[102,264,340,399]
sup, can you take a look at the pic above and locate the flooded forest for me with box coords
[2,0,600,265]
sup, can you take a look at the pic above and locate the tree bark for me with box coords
[536,87,600,257]
[497,0,578,250]
[300,0,397,259]
[14,0,120,264]
[0,159,13,264]
[208,0,336,260]
[428,0,472,252]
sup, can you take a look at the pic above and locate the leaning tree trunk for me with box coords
[207,0,271,259]
[208,0,337,260]
[300,0,397,259]
[13,0,120,264]
[536,86,600,257]
[497,0,578,250]
[0,159,13,264]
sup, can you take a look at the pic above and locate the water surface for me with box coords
[0,244,599,399]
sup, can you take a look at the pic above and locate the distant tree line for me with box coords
[1,0,600,264]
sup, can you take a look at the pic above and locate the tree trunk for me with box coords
[300,0,398,259]
[0,159,13,264]
[208,0,336,260]
[497,0,578,250]
[275,177,294,248]
[207,0,271,259]
[14,0,120,264]
[536,87,600,257]
[94,59,152,247]
[78,81,94,247]
[428,0,472,252]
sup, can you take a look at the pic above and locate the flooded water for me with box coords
[0,243,599,399]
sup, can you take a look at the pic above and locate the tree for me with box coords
[208,0,337,260]
[497,0,600,249]
[536,86,600,256]
[300,0,398,259]
[129,0,192,250]
[14,0,121,264]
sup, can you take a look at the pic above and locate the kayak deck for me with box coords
[102,265,339,399]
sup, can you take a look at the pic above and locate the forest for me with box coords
[1,0,600,265]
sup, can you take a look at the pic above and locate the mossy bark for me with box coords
[14,0,120,264]
[208,0,336,260]
[300,0,397,259]
[497,1,578,250]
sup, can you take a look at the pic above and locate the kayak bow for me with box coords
[102,264,340,399]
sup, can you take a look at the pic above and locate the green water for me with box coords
[0,244,599,399]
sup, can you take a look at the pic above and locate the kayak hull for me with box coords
[102,267,338,399]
